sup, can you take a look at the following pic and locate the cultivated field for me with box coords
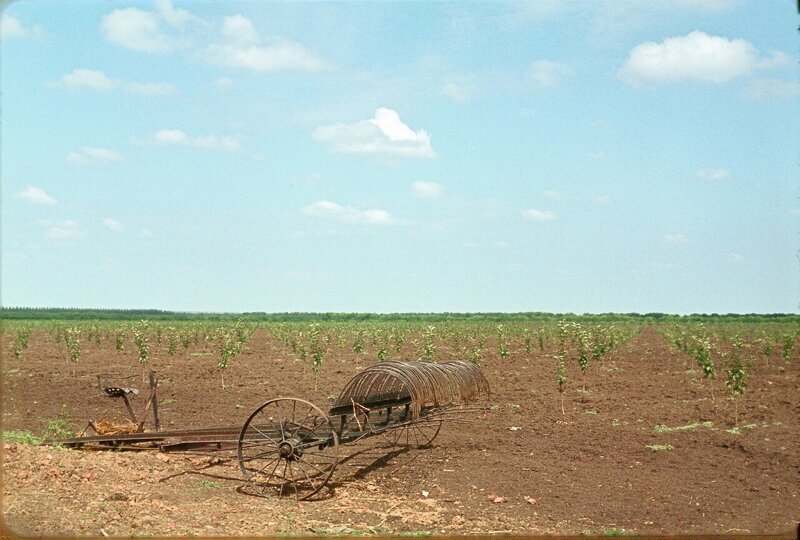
[2,317,798,536]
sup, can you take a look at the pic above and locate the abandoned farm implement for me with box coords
[59,360,491,499]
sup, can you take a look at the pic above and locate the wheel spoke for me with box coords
[295,455,329,476]
[279,460,289,496]
[240,448,276,463]
[261,409,283,441]
[246,424,279,446]
[252,455,281,486]
[288,460,299,500]
[292,406,315,439]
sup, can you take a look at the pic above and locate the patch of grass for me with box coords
[4,407,78,445]
[160,399,176,405]
[198,480,222,488]
[654,421,713,433]
[646,444,674,452]
[42,406,78,441]
[601,529,629,536]
[2,429,44,445]
[726,423,757,435]
[582,530,631,537]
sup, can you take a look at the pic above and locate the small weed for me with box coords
[507,403,521,410]
[198,480,222,489]
[601,529,629,537]
[646,444,674,452]
[490,404,501,411]
[42,406,78,441]
[2,430,44,445]
[726,423,756,435]
[654,421,713,433]
[585,410,598,415]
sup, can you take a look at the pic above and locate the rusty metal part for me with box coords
[58,425,247,450]
[330,360,490,420]
[238,397,339,500]
[62,360,491,501]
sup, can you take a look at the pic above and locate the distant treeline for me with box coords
[1,307,798,324]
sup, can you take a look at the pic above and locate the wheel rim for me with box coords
[238,398,338,500]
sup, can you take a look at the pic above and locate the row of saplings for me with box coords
[7,319,257,388]
[660,323,797,427]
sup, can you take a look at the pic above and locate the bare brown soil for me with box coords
[2,326,799,536]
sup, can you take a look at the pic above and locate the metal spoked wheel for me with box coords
[383,416,443,449]
[238,397,339,500]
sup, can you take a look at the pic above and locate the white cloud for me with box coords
[520,107,537,118]
[663,0,737,13]
[441,82,472,103]
[101,1,193,53]
[220,14,259,46]
[412,181,444,199]
[542,190,564,201]
[102,217,123,232]
[663,233,686,244]
[139,228,155,238]
[122,81,178,96]
[594,195,612,205]
[47,220,85,240]
[619,31,790,86]
[588,151,606,160]
[314,108,435,159]
[493,241,511,249]
[744,78,800,102]
[696,168,730,181]
[57,68,177,95]
[302,200,394,225]
[151,128,240,151]
[214,76,233,89]
[522,208,557,221]
[727,252,744,263]
[67,147,124,165]
[154,0,198,28]
[60,68,118,91]
[198,15,328,72]
[17,185,57,205]
[528,60,569,87]
[1,14,44,41]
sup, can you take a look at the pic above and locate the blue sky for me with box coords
[1,0,798,314]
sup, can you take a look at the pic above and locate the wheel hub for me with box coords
[278,440,303,460]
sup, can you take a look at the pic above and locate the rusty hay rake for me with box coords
[60,360,491,500]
